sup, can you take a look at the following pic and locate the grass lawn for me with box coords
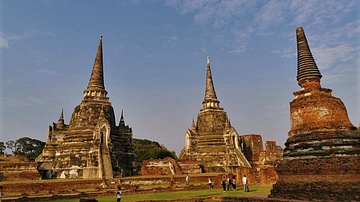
[48,185,272,202]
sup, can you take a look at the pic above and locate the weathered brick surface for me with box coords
[141,158,182,175]
[276,156,360,177]
[141,158,201,175]
[0,159,40,181]
[289,89,356,136]
[270,27,360,201]
[0,179,108,194]
[238,136,282,185]
[270,181,360,201]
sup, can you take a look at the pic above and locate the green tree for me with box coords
[133,139,177,162]
[0,142,5,155]
[6,140,17,154]
[13,137,45,161]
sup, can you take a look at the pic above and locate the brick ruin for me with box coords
[238,135,283,185]
[141,57,282,183]
[36,36,137,179]
[269,27,360,201]
[141,134,282,186]
[0,155,40,181]
[141,157,201,175]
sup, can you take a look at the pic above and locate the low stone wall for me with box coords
[0,179,118,195]
[121,174,223,187]
[141,158,201,176]
[0,162,40,181]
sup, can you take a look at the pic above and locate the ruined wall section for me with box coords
[0,156,40,181]
[176,158,202,174]
[141,158,201,175]
[238,135,283,185]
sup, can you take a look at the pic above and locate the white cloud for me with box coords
[0,36,9,48]
[4,97,46,107]
[308,41,358,84]
[165,0,359,60]
[166,0,357,31]
[290,0,357,26]
[312,43,357,71]
[274,47,296,59]
[36,69,58,75]
[233,27,255,43]
[165,0,254,28]
[168,36,178,42]
[200,47,208,54]
[1,31,55,48]
[309,21,360,46]
[253,1,289,28]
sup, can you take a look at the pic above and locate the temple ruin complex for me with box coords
[269,27,360,201]
[36,36,137,179]
[179,57,283,175]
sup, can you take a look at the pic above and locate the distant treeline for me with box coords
[0,137,177,162]
[0,137,45,161]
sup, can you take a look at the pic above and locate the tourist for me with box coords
[232,176,236,190]
[116,186,122,202]
[227,177,233,191]
[185,174,190,186]
[242,175,250,192]
[208,178,213,189]
[0,185,3,202]
[221,176,226,191]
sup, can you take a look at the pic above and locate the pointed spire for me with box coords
[296,27,322,85]
[59,108,64,120]
[191,117,196,129]
[87,36,105,90]
[83,36,110,102]
[119,110,125,126]
[57,108,64,128]
[203,56,219,106]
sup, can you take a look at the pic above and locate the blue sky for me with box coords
[1,0,359,155]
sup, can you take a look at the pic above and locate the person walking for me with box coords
[116,186,122,202]
[227,177,233,191]
[0,185,3,202]
[208,178,213,189]
[232,176,236,190]
[242,175,250,192]
[221,176,226,191]
[185,174,190,186]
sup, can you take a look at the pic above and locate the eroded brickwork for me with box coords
[238,135,283,185]
[0,156,40,181]
[141,158,202,175]
[269,27,360,201]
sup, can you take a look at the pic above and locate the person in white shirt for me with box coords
[116,186,122,202]
[242,175,250,192]
[208,178,213,189]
